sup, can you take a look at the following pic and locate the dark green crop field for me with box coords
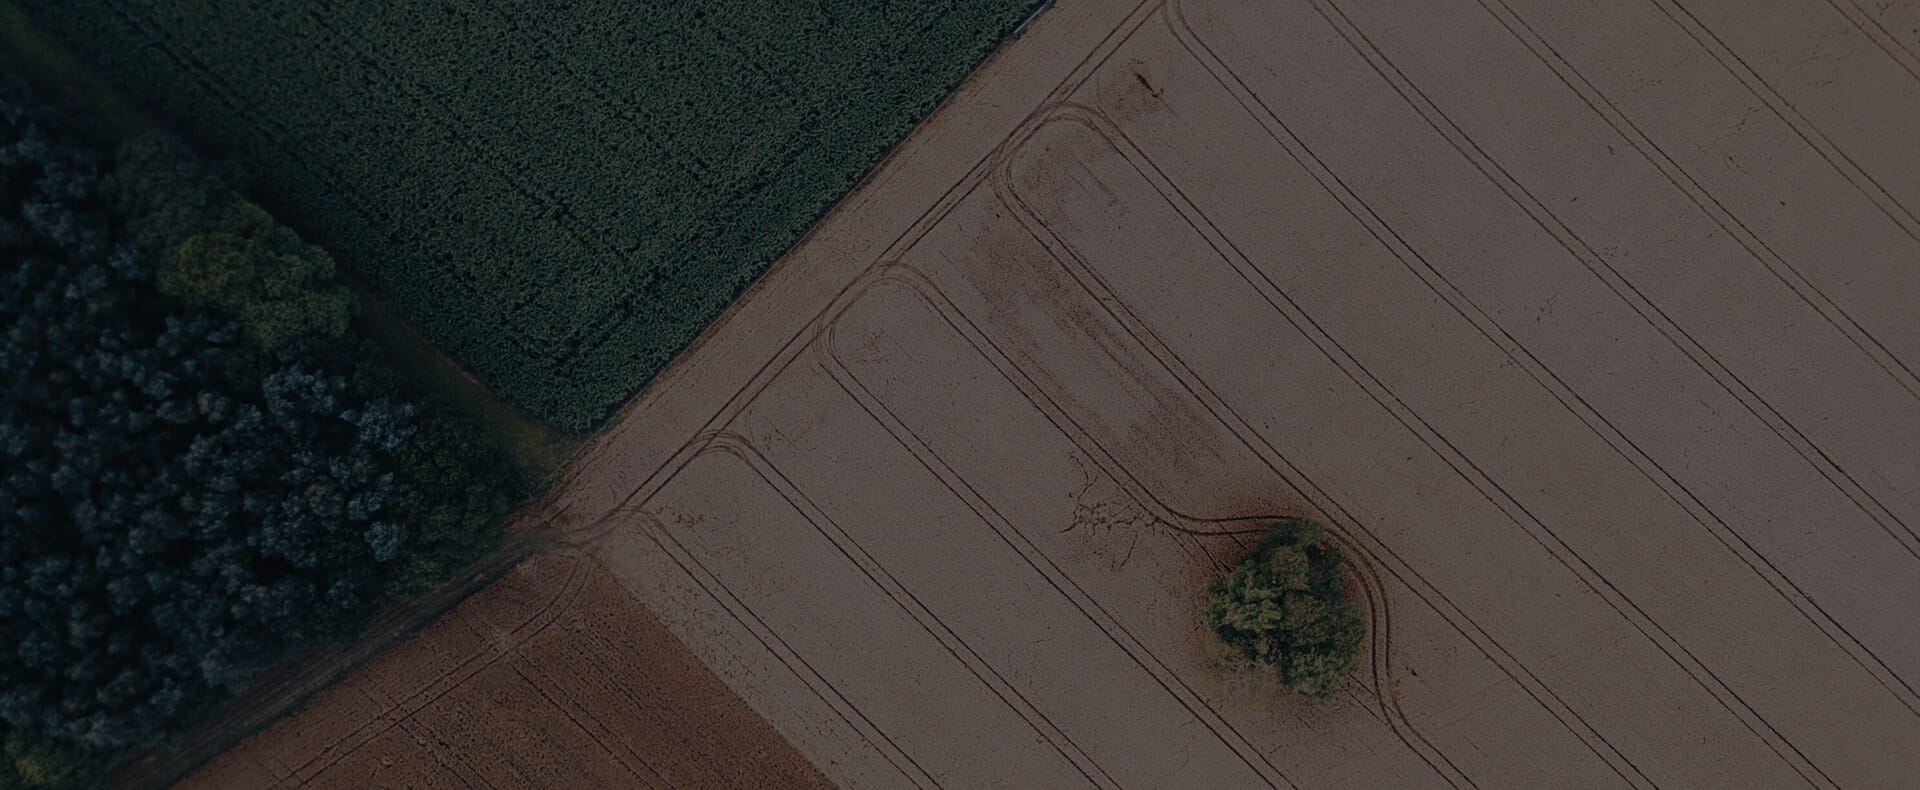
[18,0,1039,430]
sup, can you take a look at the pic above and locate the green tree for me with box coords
[0,74,525,777]
[1203,518,1365,701]
[158,201,353,353]
[0,727,106,790]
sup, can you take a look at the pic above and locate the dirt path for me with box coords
[107,537,537,790]
[170,553,833,789]
[547,0,1920,787]
[178,0,1920,786]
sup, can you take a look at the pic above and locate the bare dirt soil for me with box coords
[173,554,832,789]
[184,0,1920,786]
[545,0,1920,787]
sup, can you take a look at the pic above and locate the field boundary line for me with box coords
[1822,0,1920,82]
[396,717,499,790]
[1661,0,1920,248]
[294,0,1094,409]
[526,629,715,789]
[836,267,1262,543]
[993,113,1652,790]
[509,656,673,790]
[1470,0,1920,402]
[815,308,1300,790]
[1265,0,1920,720]
[112,0,615,307]
[582,0,1151,439]
[1449,0,1920,706]
[1033,92,1859,786]
[1287,0,1920,567]
[270,556,591,788]
[839,262,1477,790]
[701,432,1122,790]
[1683,0,1920,232]
[1170,0,1920,723]
[293,0,653,359]
[1013,0,1058,38]
[622,506,942,789]
[103,535,539,790]
[567,0,1164,537]
[94,0,581,403]
[342,0,818,357]
[1649,0,1920,253]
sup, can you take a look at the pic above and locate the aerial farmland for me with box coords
[3,0,1918,788]
[16,0,1042,431]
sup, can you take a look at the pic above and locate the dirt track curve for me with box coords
[185,0,1920,787]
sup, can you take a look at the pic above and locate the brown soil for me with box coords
[547,0,1920,787]
[183,0,1920,786]
[173,555,831,789]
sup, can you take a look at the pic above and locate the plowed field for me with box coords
[185,0,1920,786]
[175,555,831,789]
[551,0,1920,787]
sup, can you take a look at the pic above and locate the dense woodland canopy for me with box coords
[0,76,524,787]
[18,0,1044,430]
[0,1,1049,784]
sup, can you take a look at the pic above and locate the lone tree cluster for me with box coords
[1204,518,1366,701]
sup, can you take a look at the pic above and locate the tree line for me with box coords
[17,0,1046,430]
[0,75,525,788]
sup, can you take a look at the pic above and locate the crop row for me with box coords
[23,0,1041,429]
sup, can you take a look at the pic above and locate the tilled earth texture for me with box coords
[175,555,834,789]
[200,0,1920,787]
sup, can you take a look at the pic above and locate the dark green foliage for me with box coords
[0,725,107,790]
[15,0,1043,430]
[160,202,354,352]
[0,75,524,769]
[1203,519,1366,701]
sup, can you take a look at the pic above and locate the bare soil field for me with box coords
[545,0,1920,787]
[185,0,1920,787]
[174,554,831,789]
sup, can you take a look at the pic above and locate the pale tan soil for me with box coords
[547,0,1920,787]
[173,555,832,789]
[184,0,1920,786]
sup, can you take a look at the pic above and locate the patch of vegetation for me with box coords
[0,76,524,783]
[1203,518,1366,702]
[15,0,1044,430]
